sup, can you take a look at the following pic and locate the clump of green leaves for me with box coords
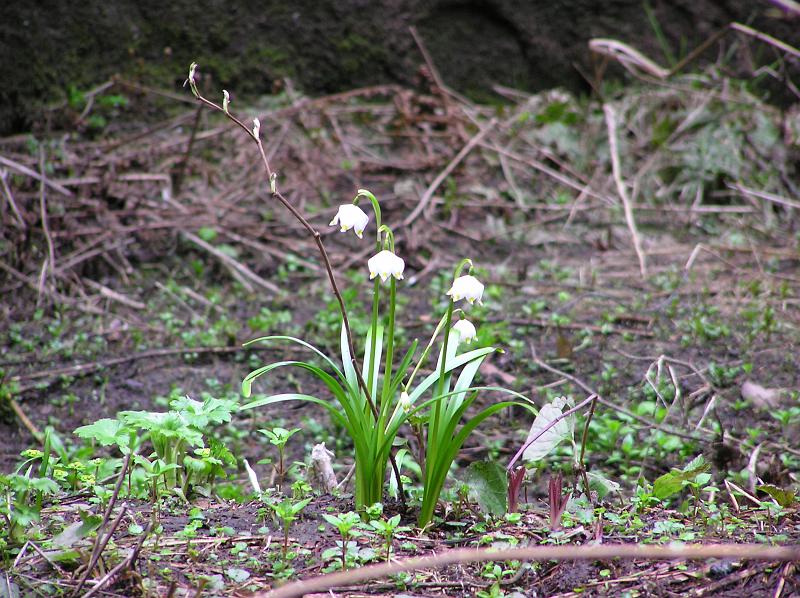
[0,431,64,546]
[75,393,236,499]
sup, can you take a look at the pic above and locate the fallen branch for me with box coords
[5,396,42,442]
[604,104,647,278]
[403,118,498,226]
[73,454,131,596]
[8,345,252,391]
[0,155,74,197]
[260,543,800,598]
[81,521,152,598]
[180,231,281,295]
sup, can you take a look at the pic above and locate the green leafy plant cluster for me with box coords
[75,393,236,500]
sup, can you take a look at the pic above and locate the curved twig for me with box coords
[261,543,800,598]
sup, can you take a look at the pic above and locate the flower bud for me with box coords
[452,319,477,344]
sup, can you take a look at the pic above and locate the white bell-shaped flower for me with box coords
[399,391,412,413]
[368,249,405,282]
[329,204,370,238]
[447,274,484,304]
[452,319,477,344]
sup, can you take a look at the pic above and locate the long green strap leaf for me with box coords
[361,324,384,402]
[340,322,359,396]
[240,393,350,431]
[408,348,496,403]
[243,335,346,385]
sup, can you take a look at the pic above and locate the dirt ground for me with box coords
[1,57,799,596]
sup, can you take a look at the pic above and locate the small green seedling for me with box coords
[369,514,408,561]
[323,511,363,570]
[259,427,301,489]
[269,497,311,557]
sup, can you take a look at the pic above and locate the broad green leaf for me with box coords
[50,511,103,548]
[465,461,507,515]
[197,227,217,242]
[586,472,621,499]
[652,471,683,500]
[652,455,710,499]
[757,484,796,507]
[225,568,250,583]
[74,419,130,448]
[522,396,573,463]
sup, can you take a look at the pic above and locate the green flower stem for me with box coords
[454,258,474,279]
[355,189,382,241]
[430,299,455,459]
[403,312,451,393]
[363,193,384,416]
[380,277,397,422]
[366,278,381,409]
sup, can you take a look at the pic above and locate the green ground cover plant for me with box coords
[1,26,800,595]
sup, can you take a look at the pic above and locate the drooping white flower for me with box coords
[447,274,484,304]
[368,249,405,282]
[252,117,261,139]
[329,204,369,238]
[452,319,477,344]
[222,90,230,113]
[399,391,412,412]
[243,459,261,494]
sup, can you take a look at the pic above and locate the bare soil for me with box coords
[1,61,799,596]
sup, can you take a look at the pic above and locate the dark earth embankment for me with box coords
[2,0,798,134]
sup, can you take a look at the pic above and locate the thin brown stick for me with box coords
[186,67,405,501]
[731,182,800,211]
[604,104,646,278]
[0,168,26,228]
[528,342,703,444]
[173,105,203,195]
[0,259,104,316]
[589,38,670,79]
[83,279,146,310]
[730,22,800,59]
[261,543,800,598]
[481,143,616,205]
[502,316,654,338]
[180,231,281,294]
[668,27,730,76]
[38,147,56,288]
[407,26,474,108]
[5,395,43,442]
[403,118,498,227]
[73,455,131,596]
[80,521,152,598]
[0,155,73,197]
[9,345,251,390]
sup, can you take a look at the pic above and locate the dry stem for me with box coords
[603,104,647,278]
[261,543,800,598]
